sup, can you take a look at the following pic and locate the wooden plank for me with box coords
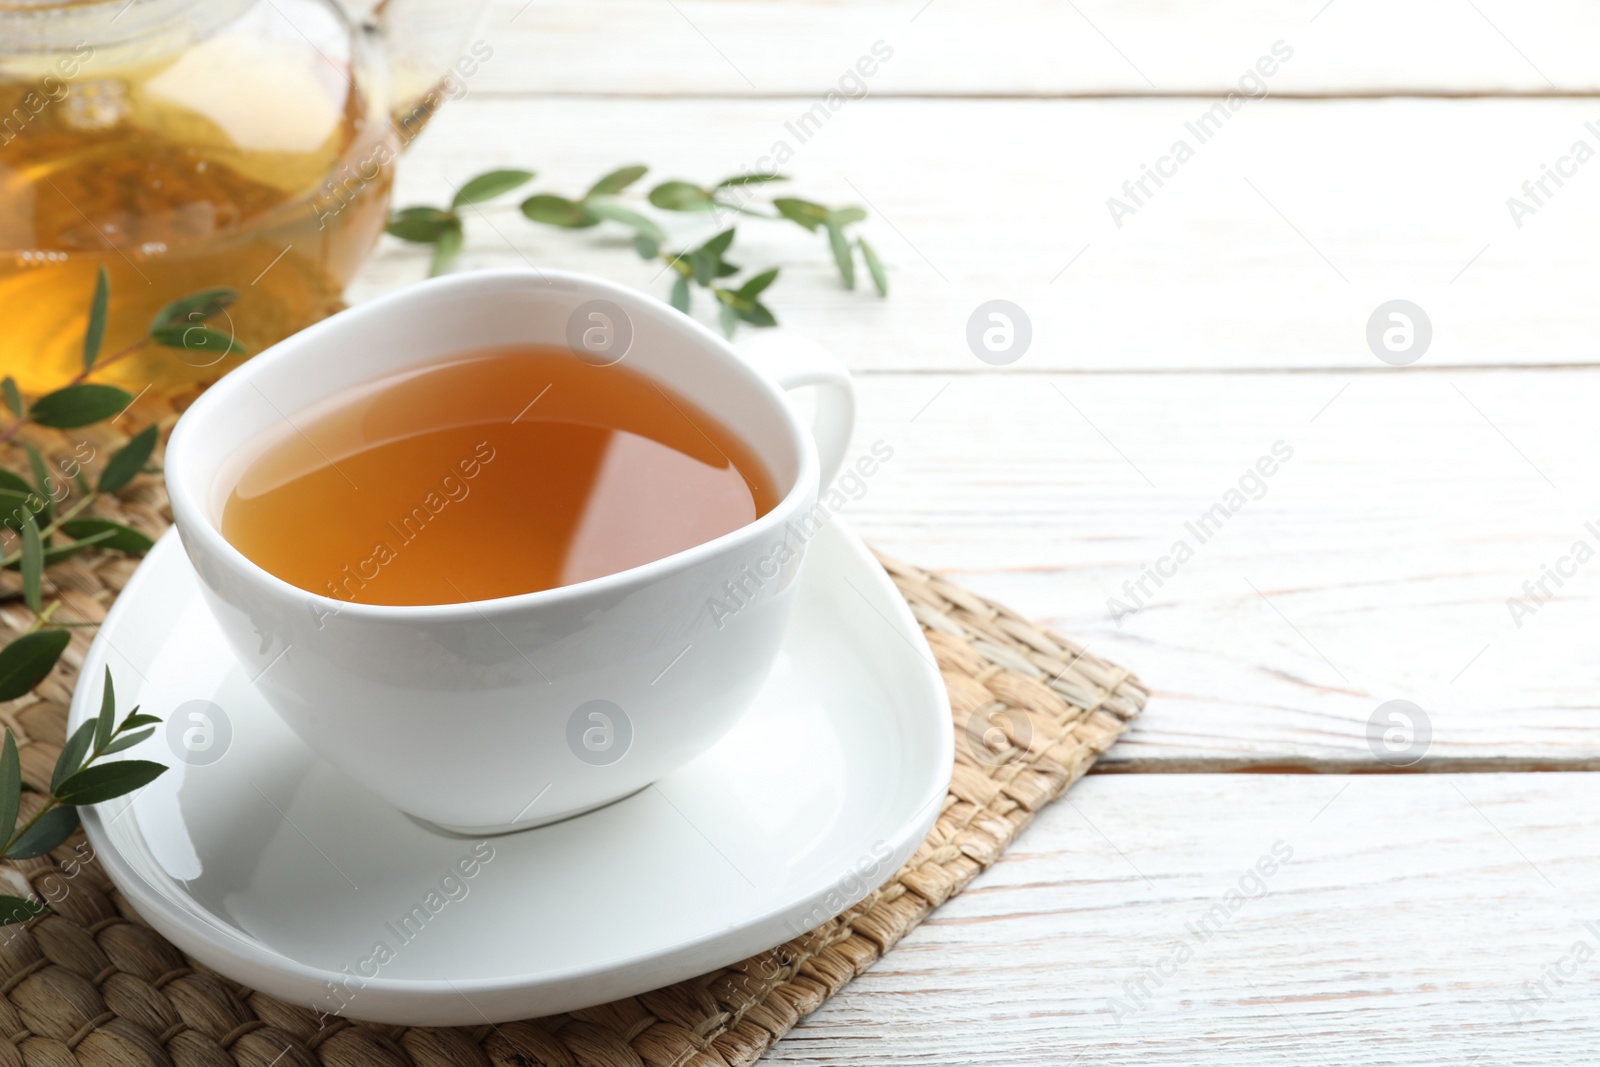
[450,0,1600,97]
[836,370,1600,769]
[764,772,1600,1065]
[359,96,1600,371]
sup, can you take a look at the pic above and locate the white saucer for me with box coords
[69,520,951,1026]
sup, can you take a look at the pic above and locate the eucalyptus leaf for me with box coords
[738,300,777,327]
[715,173,788,188]
[428,220,465,277]
[648,181,714,212]
[585,201,665,241]
[150,288,236,333]
[386,206,458,243]
[738,268,779,300]
[8,807,79,860]
[28,384,132,429]
[0,631,70,701]
[773,198,829,232]
[59,518,150,554]
[828,206,868,226]
[5,528,117,570]
[633,234,660,260]
[95,667,115,751]
[21,443,53,527]
[700,229,737,257]
[520,194,598,228]
[100,727,155,755]
[669,275,691,313]
[1,378,22,420]
[20,515,43,615]
[0,471,33,499]
[586,164,648,198]
[859,237,888,296]
[83,266,109,371]
[0,895,45,926]
[689,249,718,287]
[119,712,160,731]
[718,301,739,338]
[451,169,535,208]
[98,425,158,493]
[0,731,20,846]
[52,720,96,792]
[54,759,167,806]
[826,222,855,289]
[150,325,246,358]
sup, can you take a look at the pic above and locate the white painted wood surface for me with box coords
[345,3,1600,1059]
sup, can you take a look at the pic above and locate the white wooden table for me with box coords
[356,3,1600,1060]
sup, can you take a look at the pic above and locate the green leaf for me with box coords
[738,268,779,300]
[100,727,154,755]
[0,471,32,499]
[82,266,109,371]
[520,194,598,228]
[0,731,19,845]
[826,222,855,289]
[1,378,22,420]
[859,237,888,296]
[28,384,132,429]
[718,301,739,338]
[738,300,777,328]
[452,169,536,208]
[21,443,53,527]
[98,425,158,494]
[150,288,236,333]
[52,720,95,793]
[714,261,740,278]
[669,275,691,313]
[20,515,43,615]
[700,229,737,257]
[8,807,79,860]
[385,206,458,243]
[0,631,70,701]
[118,713,160,732]
[648,181,714,212]
[586,164,648,198]
[0,895,45,926]
[54,760,167,806]
[689,249,719,287]
[715,173,788,188]
[585,201,665,241]
[633,234,661,260]
[828,206,868,226]
[5,527,116,570]
[94,667,114,751]
[428,219,464,277]
[150,325,246,359]
[773,198,829,232]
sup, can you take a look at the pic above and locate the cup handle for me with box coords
[737,332,856,489]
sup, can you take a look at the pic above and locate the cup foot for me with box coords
[413,784,653,837]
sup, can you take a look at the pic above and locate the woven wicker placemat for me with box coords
[0,412,1148,1067]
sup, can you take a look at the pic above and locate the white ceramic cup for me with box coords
[165,269,855,833]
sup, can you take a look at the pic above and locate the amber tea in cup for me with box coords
[220,345,780,606]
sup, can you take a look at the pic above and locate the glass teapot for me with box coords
[0,0,480,397]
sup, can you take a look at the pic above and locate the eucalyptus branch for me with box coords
[386,164,888,337]
[0,669,166,924]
